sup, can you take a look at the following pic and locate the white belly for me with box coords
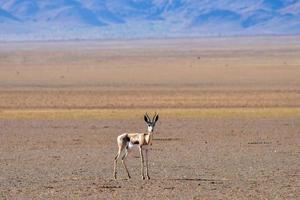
[128,142,138,149]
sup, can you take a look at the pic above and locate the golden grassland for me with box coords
[0,37,300,121]
[0,89,299,109]
[1,107,300,120]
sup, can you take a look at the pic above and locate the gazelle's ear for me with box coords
[144,114,149,123]
[154,114,159,123]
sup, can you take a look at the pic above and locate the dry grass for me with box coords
[0,36,299,119]
[1,107,300,120]
[0,90,299,109]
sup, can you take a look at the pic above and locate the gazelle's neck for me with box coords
[145,131,153,145]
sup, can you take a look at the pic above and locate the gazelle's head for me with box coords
[144,113,159,133]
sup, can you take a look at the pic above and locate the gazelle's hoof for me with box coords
[141,176,145,180]
[147,175,150,180]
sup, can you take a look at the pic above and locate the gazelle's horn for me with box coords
[152,112,157,122]
[145,112,151,122]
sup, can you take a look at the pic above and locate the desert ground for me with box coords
[0,36,300,199]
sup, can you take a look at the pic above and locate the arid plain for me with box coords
[0,36,300,199]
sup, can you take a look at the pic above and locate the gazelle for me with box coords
[113,113,159,180]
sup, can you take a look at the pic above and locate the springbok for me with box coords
[113,113,159,180]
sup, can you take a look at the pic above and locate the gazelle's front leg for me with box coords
[145,148,150,179]
[139,146,145,180]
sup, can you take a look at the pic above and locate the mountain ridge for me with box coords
[1,0,300,41]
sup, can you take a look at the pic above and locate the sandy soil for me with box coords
[0,36,300,199]
[0,118,299,199]
[0,36,300,90]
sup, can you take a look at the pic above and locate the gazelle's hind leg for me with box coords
[113,149,121,179]
[113,137,127,179]
[121,148,131,179]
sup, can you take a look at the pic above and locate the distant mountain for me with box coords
[0,7,19,22]
[0,0,300,41]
